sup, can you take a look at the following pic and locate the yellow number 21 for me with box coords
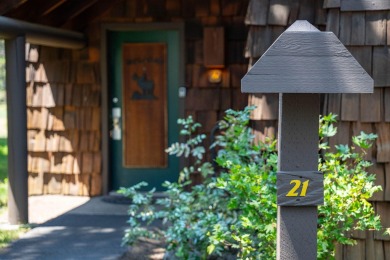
[286,180,309,197]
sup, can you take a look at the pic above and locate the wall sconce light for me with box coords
[204,27,225,84]
[208,69,222,83]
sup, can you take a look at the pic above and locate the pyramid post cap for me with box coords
[241,20,373,94]
[285,20,320,32]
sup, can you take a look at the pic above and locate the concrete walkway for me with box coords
[0,196,131,260]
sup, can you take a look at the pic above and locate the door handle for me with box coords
[111,107,121,140]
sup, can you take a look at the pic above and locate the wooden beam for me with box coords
[5,35,28,224]
[0,16,86,49]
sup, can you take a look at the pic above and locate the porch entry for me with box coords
[107,29,180,191]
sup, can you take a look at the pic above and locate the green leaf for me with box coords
[207,244,216,254]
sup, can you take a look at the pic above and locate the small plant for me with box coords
[121,115,225,259]
[120,108,385,259]
[0,225,30,248]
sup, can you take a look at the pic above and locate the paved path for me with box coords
[0,196,130,260]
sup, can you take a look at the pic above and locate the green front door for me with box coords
[107,29,180,191]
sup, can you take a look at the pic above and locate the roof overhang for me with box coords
[0,15,86,49]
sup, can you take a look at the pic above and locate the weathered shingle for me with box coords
[339,11,352,45]
[360,88,382,123]
[341,0,390,11]
[326,93,342,115]
[373,46,390,87]
[245,0,269,25]
[326,8,340,35]
[370,163,385,201]
[347,46,372,75]
[323,0,340,8]
[244,26,272,58]
[365,11,387,45]
[375,123,390,163]
[374,202,390,240]
[384,88,390,122]
[248,93,278,120]
[341,94,359,121]
[268,0,290,26]
[351,11,366,45]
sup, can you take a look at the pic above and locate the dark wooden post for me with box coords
[277,93,319,259]
[5,36,28,224]
[241,20,373,259]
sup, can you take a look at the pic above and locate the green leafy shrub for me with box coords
[317,114,382,258]
[120,107,385,259]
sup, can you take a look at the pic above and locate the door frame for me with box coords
[100,23,185,194]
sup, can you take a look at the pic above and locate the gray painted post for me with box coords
[241,20,373,259]
[277,93,319,259]
[5,36,28,224]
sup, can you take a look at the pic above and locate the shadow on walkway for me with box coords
[0,197,130,260]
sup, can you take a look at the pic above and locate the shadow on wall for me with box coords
[25,44,102,196]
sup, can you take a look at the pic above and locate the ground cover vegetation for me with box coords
[120,106,387,259]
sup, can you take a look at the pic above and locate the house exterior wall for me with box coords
[324,3,390,259]
[244,0,390,258]
[25,0,250,195]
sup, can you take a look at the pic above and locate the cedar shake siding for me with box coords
[3,0,251,196]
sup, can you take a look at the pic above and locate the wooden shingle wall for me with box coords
[26,44,102,196]
[25,0,252,195]
[245,0,390,258]
[323,2,390,258]
[95,0,250,166]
